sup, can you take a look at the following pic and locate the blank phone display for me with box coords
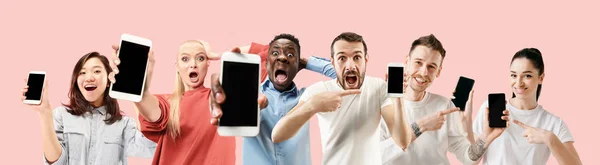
[26,73,44,100]
[388,66,404,94]
[451,77,474,111]
[488,93,507,128]
[112,41,150,95]
[220,61,259,127]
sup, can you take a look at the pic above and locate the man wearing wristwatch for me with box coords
[379,34,510,165]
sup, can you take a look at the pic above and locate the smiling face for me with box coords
[176,41,210,91]
[404,45,443,93]
[510,58,544,99]
[267,38,300,91]
[331,40,368,89]
[77,57,109,106]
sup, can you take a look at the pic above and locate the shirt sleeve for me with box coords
[379,79,392,109]
[299,81,323,103]
[138,94,171,142]
[446,101,477,164]
[556,118,575,143]
[44,107,68,165]
[123,117,157,158]
[305,56,337,79]
[249,42,269,83]
[380,119,406,164]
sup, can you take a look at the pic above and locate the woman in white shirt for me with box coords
[21,52,156,165]
[473,48,582,165]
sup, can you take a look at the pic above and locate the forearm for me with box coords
[272,104,316,143]
[304,56,336,78]
[465,119,476,144]
[39,111,62,163]
[135,92,162,122]
[546,134,582,165]
[467,137,487,161]
[391,100,411,150]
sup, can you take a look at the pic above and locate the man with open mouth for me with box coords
[272,32,412,165]
[210,33,337,165]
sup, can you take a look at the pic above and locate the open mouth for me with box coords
[84,84,97,91]
[345,74,358,85]
[189,71,199,83]
[274,70,288,84]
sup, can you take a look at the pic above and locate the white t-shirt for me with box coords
[473,101,574,165]
[380,92,476,165]
[300,76,392,165]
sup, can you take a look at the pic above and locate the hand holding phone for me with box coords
[22,71,52,112]
[488,93,507,128]
[481,93,511,143]
[451,76,475,111]
[387,63,404,97]
[215,52,262,137]
[108,34,153,102]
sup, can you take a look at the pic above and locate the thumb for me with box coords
[468,89,474,101]
[258,94,268,109]
[385,73,388,82]
[231,47,241,54]
[440,107,460,115]
[42,77,49,96]
[338,89,361,96]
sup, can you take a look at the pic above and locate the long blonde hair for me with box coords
[167,70,185,139]
[166,40,210,139]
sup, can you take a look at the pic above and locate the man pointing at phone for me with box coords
[271,32,412,165]
[379,34,511,165]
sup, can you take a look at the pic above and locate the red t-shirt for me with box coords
[138,42,269,165]
[139,87,236,165]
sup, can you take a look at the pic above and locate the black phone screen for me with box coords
[26,73,45,100]
[112,40,150,95]
[220,61,259,127]
[451,76,474,111]
[488,93,507,128]
[388,66,404,94]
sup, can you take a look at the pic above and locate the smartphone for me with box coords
[451,76,475,111]
[387,63,404,97]
[24,71,46,105]
[109,34,152,102]
[218,52,261,137]
[488,93,507,128]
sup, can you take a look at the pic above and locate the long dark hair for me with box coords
[511,48,544,101]
[63,52,122,124]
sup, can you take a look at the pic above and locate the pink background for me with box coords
[1,1,598,164]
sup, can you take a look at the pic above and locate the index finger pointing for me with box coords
[440,108,460,115]
[513,120,531,129]
[338,89,361,96]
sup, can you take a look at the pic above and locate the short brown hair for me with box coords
[330,32,368,57]
[409,34,446,59]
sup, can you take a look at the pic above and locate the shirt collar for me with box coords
[262,79,299,95]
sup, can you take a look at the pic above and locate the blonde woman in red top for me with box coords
[109,40,266,165]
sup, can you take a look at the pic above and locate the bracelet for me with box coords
[411,122,422,138]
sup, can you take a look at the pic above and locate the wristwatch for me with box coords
[411,122,422,138]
